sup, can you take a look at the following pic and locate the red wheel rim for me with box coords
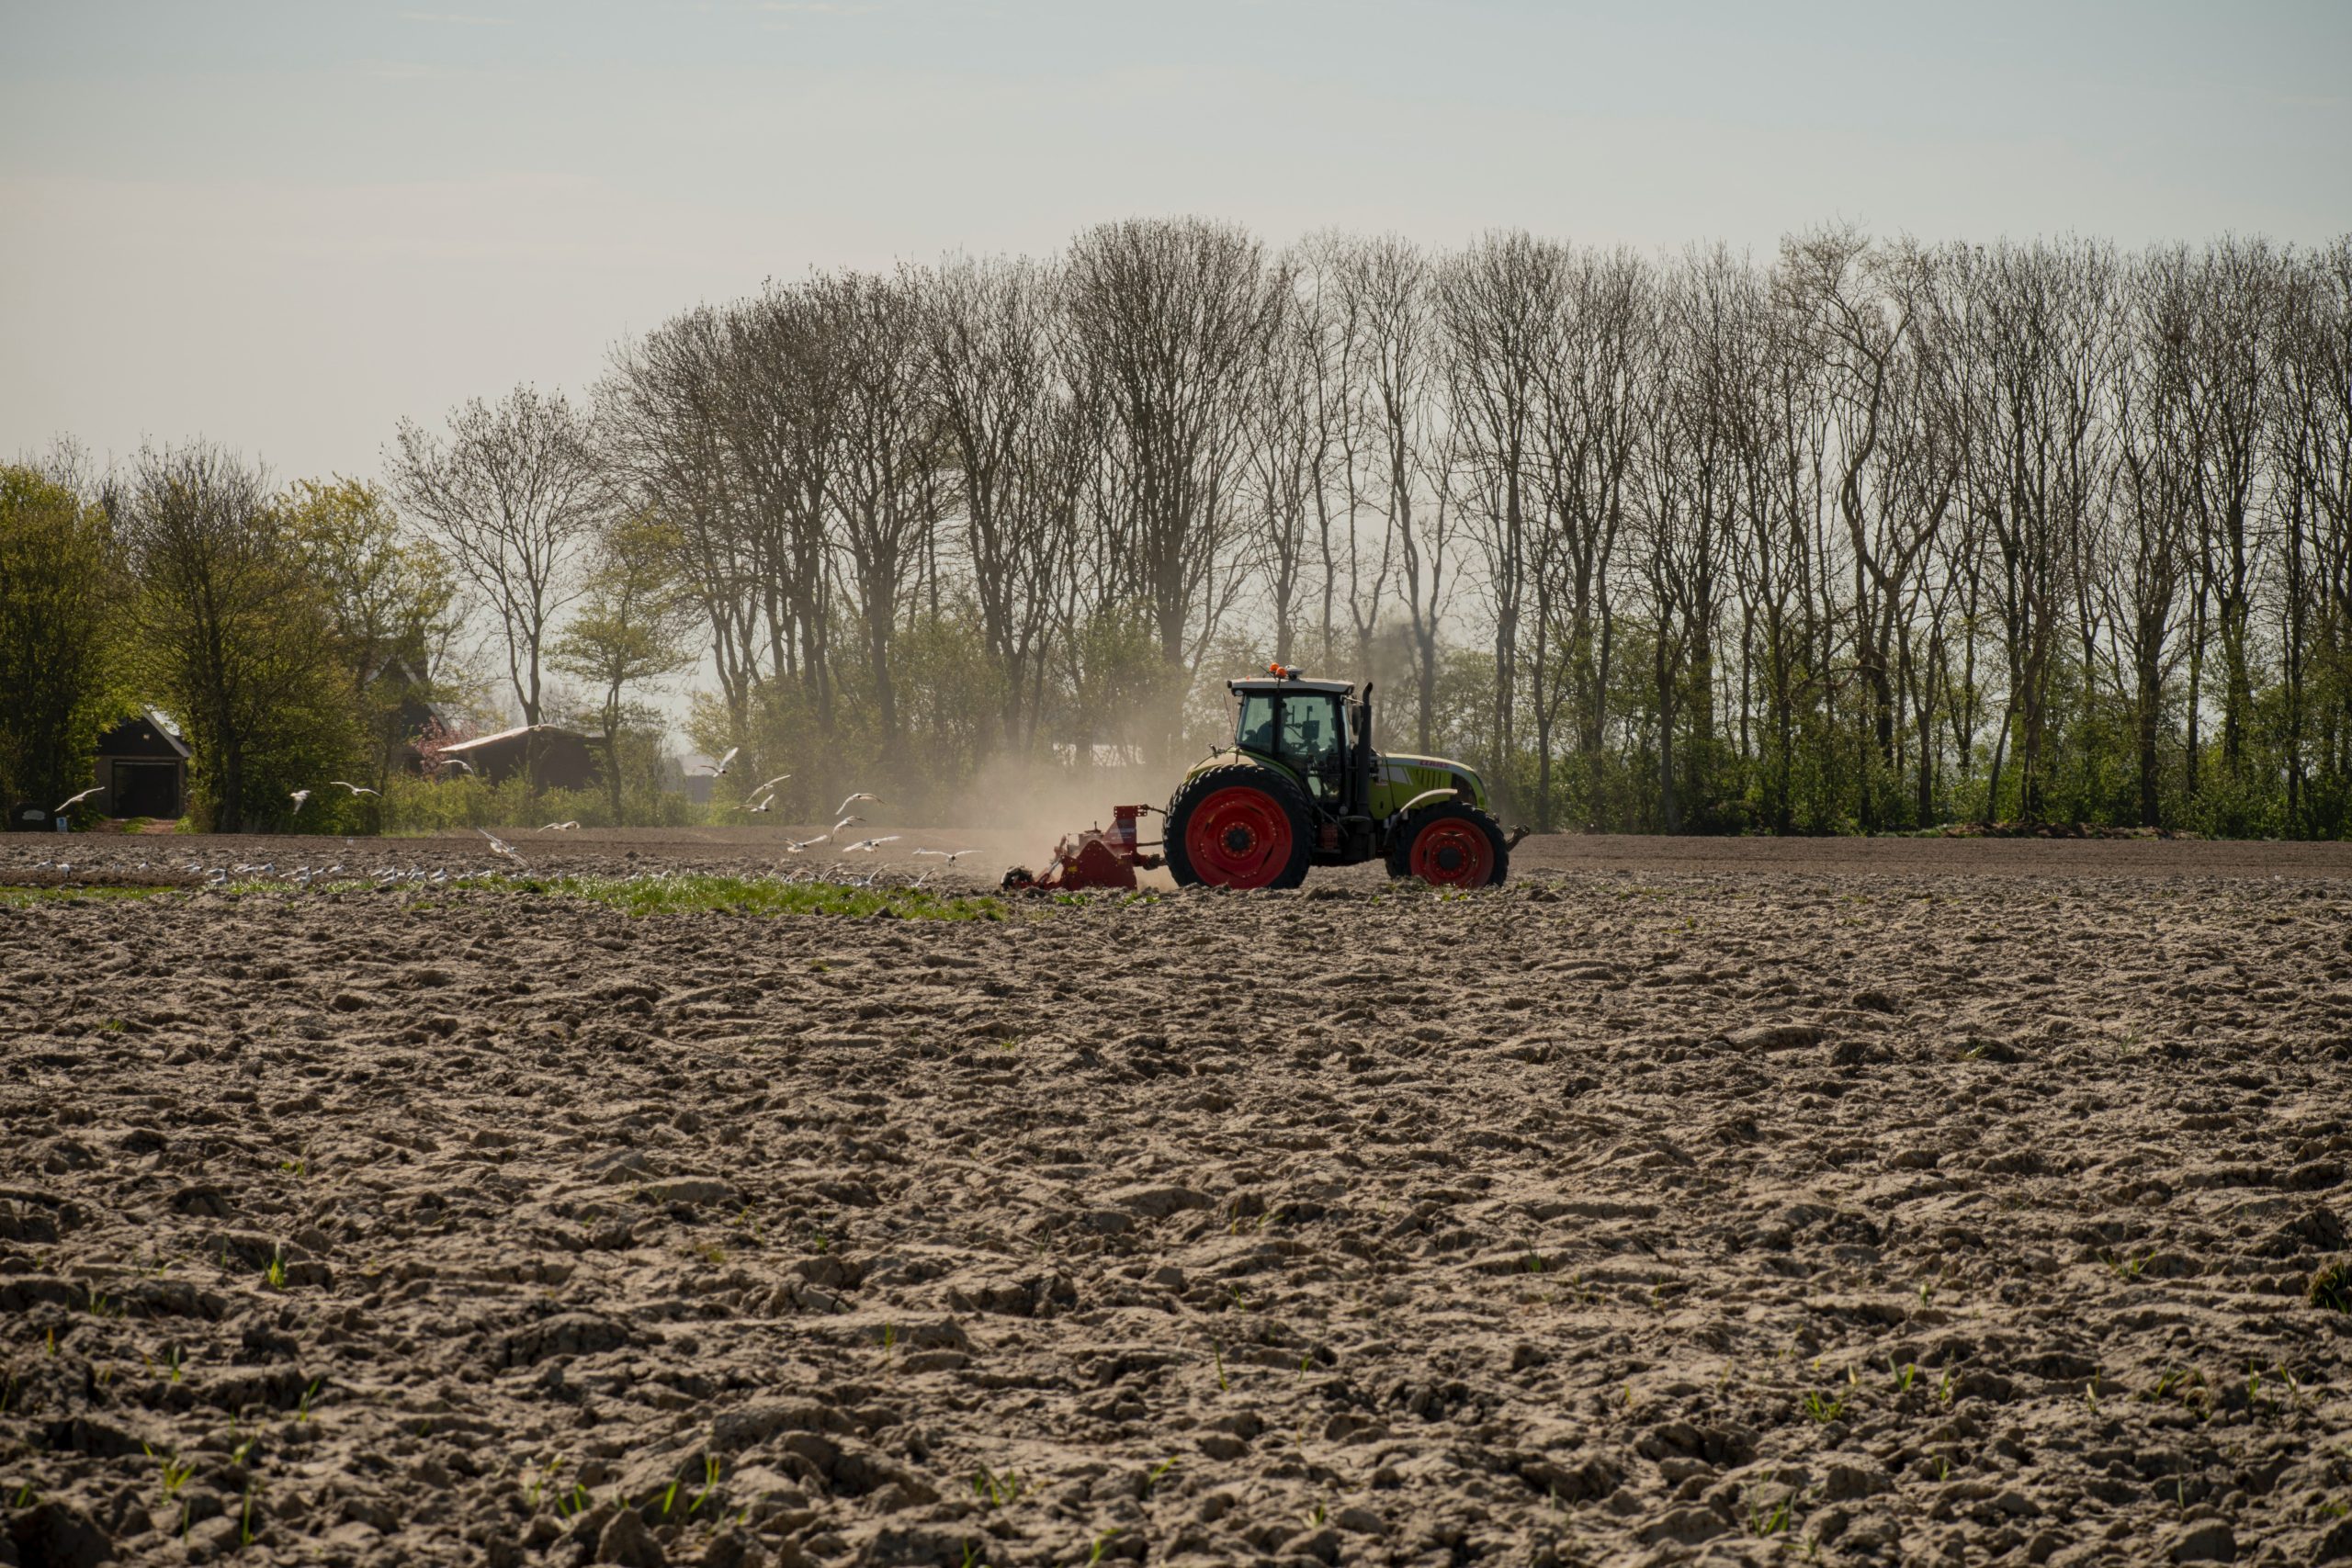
[1183,785,1294,888]
[1409,818,1492,887]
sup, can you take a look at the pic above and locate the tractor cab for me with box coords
[1230,673,1361,812]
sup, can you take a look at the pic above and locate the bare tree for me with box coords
[818,268,945,771]
[923,254,1085,752]
[388,386,606,728]
[1066,218,1287,755]
[1440,231,1563,782]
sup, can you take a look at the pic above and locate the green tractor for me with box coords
[1164,666,1518,890]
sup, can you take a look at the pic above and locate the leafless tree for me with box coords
[387,385,606,727]
[1066,218,1287,755]
[1440,231,1565,782]
[923,254,1085,753]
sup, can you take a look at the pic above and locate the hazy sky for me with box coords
[6,0,2348,484]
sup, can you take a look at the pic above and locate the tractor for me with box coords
[1160,667,1517,890]
[1002,666,1518,894]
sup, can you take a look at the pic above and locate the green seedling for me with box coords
[1747,1489,1792,1537]
[1086,1528,1124,1565]
[1143,1458,1177,1495]
[1890,1359,1917,1394]
[1213,1344,1227,1392]
[264,1251,287,1290]
[689,1454,720,1513]
[524,1456,566,1509]
[971,1467,1023,1508]
[1801,1391,1846,1426]
[297,1377,323,1421]
[1938,1369,1956,1405]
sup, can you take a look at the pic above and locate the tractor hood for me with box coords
[1371,754,1489,815]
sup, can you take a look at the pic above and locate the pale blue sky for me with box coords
[6,0,2347,482]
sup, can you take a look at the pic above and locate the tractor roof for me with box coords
[1229,677,1354,695]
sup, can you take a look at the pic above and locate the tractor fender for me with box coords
[1387,786,1464,824]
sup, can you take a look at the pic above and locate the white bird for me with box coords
[696,746,741,776]
[842,836,899,853]
[478,828,526,865]
[834,792,879,818]
[329,780,379,797]
[289,789,311,812]
[784,834,829,852]
[831,815,863,834]
[753,773,791,795]
[913,848,978,863]
[445,757,476,773]
[55,786,103,812]
[538,820,581,832]
[741,795,775,814]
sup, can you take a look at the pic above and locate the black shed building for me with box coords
[96,709,190,819]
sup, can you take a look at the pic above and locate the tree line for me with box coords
[6,219,2347,836]
[592,220,2352,836]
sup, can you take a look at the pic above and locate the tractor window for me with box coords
[1277,694,1346,803]
[1236,694,1276,755]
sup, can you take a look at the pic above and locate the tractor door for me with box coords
[1275,693,1348,810]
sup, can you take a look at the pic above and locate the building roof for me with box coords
[97,707,193,761]
[437,723,583,753]
[1229,677,1354,695]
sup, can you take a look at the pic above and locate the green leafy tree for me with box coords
[280,477,460,797]
[0,462,122,821]
[551,513,699,821]
[119,445,358,831]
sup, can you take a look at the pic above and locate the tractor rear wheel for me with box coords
[1165,764,1314,890]
[1387,801,1510,889]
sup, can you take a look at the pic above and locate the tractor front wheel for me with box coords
[1165,765,1314,890]
[1387,801,1510,889]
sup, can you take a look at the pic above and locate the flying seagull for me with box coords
[842,836,899,853]
[330,780,379,797]
[538,820,581,832]
[696,746,741,776]
[479,827,526,865]
[743,796,775,814]
[833,792,879,818]
[288,789,311,812]
[784,834,829,852]
[753,773,791,795]
[55,786,103,812]
[913,848,978,863]
[441,756,475,774]
[831,815,864,835]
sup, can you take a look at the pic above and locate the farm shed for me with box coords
[96,708,190,820]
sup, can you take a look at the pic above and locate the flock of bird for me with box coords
[45,747,981,884]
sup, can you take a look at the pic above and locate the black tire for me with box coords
[1385,800,1511,887]
[1164,763,1315,890]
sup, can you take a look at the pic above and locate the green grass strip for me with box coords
[453,873,1011,921]
[0,884,179,907]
